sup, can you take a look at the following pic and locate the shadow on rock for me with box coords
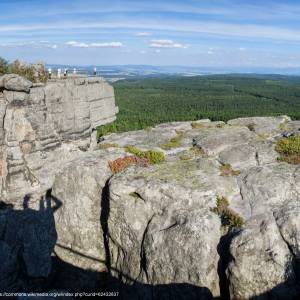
[0,190,61,292]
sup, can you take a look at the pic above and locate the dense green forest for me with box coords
[97,75,300,136]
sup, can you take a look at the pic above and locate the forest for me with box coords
[95,75,300,135]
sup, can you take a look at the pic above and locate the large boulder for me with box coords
[227,213,296,299]
[52,150,127,272]
[227,116,291,137]
[107,159,229,298]
[1,74,33,92]
[274,200,300,259]
[238,163,299,218]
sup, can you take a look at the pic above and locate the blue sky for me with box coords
[1,0,300,68]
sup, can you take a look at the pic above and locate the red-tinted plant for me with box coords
[108,156,149,174]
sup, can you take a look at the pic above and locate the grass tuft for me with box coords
[211,196,245,228]
[160,134,183,150]
[125,146,165,164]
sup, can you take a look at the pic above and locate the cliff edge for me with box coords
[0,74,118,204]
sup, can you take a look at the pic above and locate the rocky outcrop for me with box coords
[1,99,300,299]
[50,116,300,299]
[0,74,118,205]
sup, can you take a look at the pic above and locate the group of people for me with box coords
[47,67,97,79]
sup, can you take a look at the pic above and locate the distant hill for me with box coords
[46,64,300,82]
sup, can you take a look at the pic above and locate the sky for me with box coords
[1,0,300,69]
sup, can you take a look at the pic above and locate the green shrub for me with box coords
[275,136,300,164]
[0,57,9,74]
[125,145,165,164]
[160,134,182,150]
[211,196,245,228]
[8,61,36,82]
[0,58,47,83]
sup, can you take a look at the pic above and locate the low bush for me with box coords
[0,58,47,83]
[0,57,9,75]
[108,155,149,174]
[275,135,300,164]
[125,146,165,164]
[211,196,245,228]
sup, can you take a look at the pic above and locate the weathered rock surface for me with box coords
[49,116,300,299]
[0,74,33,92]
[52,150,127,271]
[107,161,223,297]
[1,107,300,299]
[227,213,296,300]
[0,75,118,205]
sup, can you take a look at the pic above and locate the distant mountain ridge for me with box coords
[46,64,300,81]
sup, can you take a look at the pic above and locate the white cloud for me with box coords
[149,39,188,49]
[90,42,123,47]
[65,41,123,48]
[65,41,89,47]
[0,40,57,49]
[136,32,151,36]
[2,19,300,43]
[155,49,161,53]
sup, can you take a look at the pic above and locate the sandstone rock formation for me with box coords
[0,74,118,205]
[1,76,300,299]
[50,115,300,299]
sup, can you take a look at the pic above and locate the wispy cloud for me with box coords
[136,32,151,37]
[1,0,300,68]
[0,41,58,49]
[149,39,188,49]
[65,41,123,48]
[2,19,300,43]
